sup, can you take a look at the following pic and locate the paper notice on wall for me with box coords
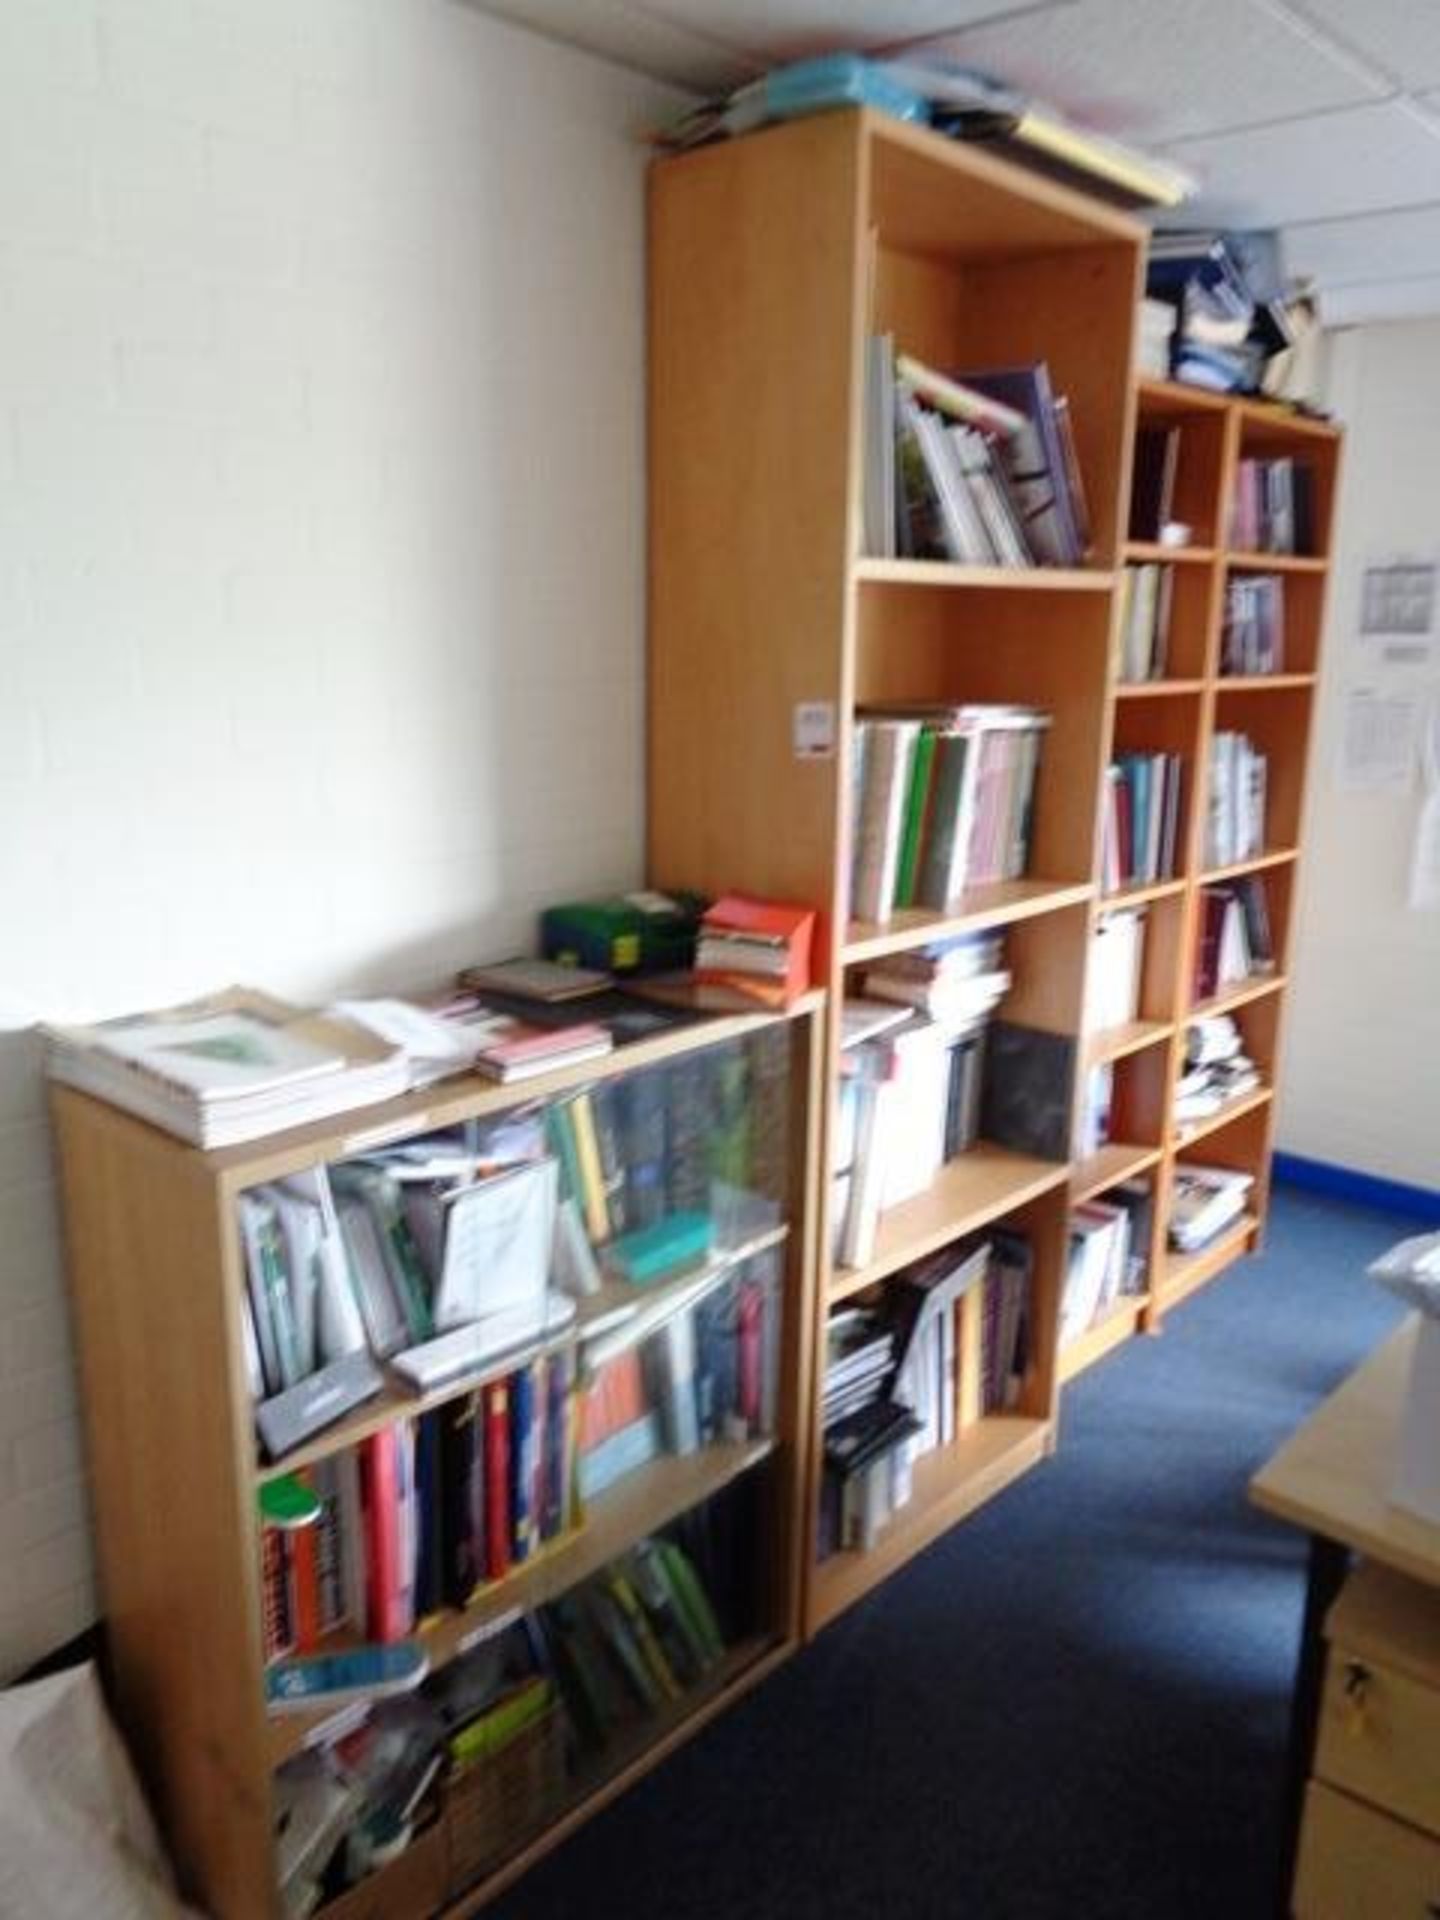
[1359,559,1438,670]
[1338,685,1422,792]
[1408,701,1440,910]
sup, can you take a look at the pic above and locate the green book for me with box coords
[604,1211,712,1288]
[545,1100,586,1214]
[448,1674,552,1771]
[893,726,936,911]
[916,730,970,910]
[656,1539,724,1667]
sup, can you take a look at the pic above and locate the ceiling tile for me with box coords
[1285,201,1440,286]
[638,0,1063,64]
[914,0,1386,143]
[1169,100,1440,226]
[1285,0,1440,93]
[468,1,757,91]
[1323,273,1440,325]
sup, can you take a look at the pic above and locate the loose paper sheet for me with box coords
[1338,685,1422,793]
[1360,559,1438,670]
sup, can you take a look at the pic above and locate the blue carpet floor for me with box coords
[491,1187,1413,1920]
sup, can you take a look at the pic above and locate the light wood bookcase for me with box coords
[50,995,823,1919]
[647,109,1340,1630]
[1101,380,1341,1338]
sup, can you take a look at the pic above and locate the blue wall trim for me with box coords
[1273,1151,1440,1225]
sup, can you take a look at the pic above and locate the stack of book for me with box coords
[1194,877,1275,1000]
[1175,1015,1262,1126]
[1206,732,1267,868]
[1231,456,1316,555]
[849,703,1050,924]
[1062,1181,1151,1343]
[1100,753,1185,891]
[46,988,410,1148]
[1083,909,1147,1034]
[692,893,815,1008]
[864,339,1090,567]
[1116,563,1175,682]
[818,1235,1030,1556]
[1221,574,1285,675]
[1169,1163,1255,1252]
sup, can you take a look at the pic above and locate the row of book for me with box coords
[1221,573,1285,677]
[1062,1181,1150,1345]
[818,1235,1032,1556]
[849,704,1050,925]
[833,937,1011,1269]
[260,1263,780,1662]
[1169,1163,1255,1252]
[1230,455,1317,556]
[1174,1014,1262,1129]
[1194,877,1275,1001]
[1116,563,1175,683]
[1101,752,1185,891]
[260,1355,579,1662]
[1206,731,1267,869]
[865,340,1091,568]
[1083,907,1147,1035]
[274,1503,744,1913]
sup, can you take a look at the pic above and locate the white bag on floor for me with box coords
[0,1663,204,1920]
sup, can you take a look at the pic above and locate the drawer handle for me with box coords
[1341,1660,1372,1732]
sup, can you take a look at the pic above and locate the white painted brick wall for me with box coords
[0,0,679,1680]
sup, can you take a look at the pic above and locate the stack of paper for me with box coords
[46,987,409,1147]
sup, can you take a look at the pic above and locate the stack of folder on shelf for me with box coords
[1168,1164,1254,1251]
[1231,455,1315,555]
[45,987,410,1148]
[1175,1015,1262,1125]
[1221,574,1285,675]
[1206,732,1268,868]
[693,894,815,1008]
[1083,909,1146,1035]
[1117,564,1175,683]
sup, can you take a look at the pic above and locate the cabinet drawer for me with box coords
[1317,1639,1440,1837]
[1295,1782,1440,1919]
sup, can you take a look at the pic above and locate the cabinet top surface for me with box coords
[1250,1318,1440,1585]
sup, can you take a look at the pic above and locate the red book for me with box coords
[260,1527,294,1663]
[360,1428,406,1644]
[1115,775,1134,884]
[482,1379,512,1581]
[695,894,814,1007]
[289,1523,321,1653]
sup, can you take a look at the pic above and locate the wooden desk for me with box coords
[1250,1316,1440,1913]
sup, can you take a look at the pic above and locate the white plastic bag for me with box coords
[0,1664,204,1919]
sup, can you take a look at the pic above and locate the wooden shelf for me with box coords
[1160,1213,1259,1313]
[254,1224,791,1487]
[854,557,1113,593]
[266,1437,776,1768]
[807,1415,1052,1630]
[1226,551,1327,574]
[1215,674,1317,693]
[830,1146,1070,1303]
[1123,542,1216,566]
[1058,1294,1148,1385]
[1115,677,1206,699]
[1135,377,1233,418]
[1100,876,1188,910]
[1084,1018,1173,1067]
[1190,972,1288,1022]
[1070,1141,1163,1206]
[1196,847,1298,885]
[843,878,1093,965]
[1173,1084,1273,1149]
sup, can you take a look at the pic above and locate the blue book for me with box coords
[605,1211,713,1289]
[509,1364,538,1563]
[578,1413,662,1500]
